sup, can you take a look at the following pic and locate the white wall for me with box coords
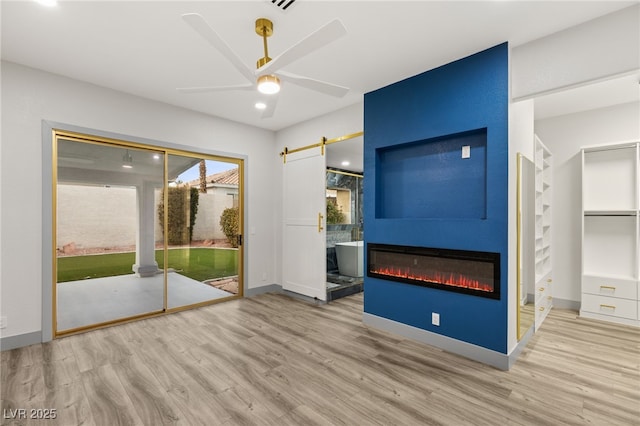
[512,4,639,100]
[535,101,640,303]
[508,99,535,352]
[190,189,238,242]
[58,185,138,250]
[274,102,364,285]
[0,61,278,340]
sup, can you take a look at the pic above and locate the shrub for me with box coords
[158,185,199,245]
[326,200,345,224]
[220,207,239,248]
[189,187,199,241]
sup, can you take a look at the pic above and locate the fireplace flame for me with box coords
[371,266,493,292]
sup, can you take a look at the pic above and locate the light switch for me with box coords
[462,145,471,159]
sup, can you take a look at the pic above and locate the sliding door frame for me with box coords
[44,124,245,340]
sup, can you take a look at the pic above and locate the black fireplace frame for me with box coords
[366,243,501,300]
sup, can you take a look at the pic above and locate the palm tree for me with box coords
[199,159,207,193]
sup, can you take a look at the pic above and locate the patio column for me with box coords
[132,180,159,277]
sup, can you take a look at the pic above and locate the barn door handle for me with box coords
[318,213,324,233]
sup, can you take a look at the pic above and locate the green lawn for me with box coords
[57,248,238,283]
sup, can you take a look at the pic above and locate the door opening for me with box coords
[53,130,243,336]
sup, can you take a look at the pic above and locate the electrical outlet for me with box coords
[431,312,440,326]
[0,316,6,329]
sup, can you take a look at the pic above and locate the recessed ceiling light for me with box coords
[341,161,350,166]
[122,150,134,169]
[153,154,161,160]
[35,0,57,7]
[255,102,267,110]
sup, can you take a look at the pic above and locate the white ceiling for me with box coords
[2,0,638,136]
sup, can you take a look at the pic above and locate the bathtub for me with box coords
[335,240,364,277]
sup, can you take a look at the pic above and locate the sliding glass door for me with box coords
[163,153,242,309]
[53,132,242,336]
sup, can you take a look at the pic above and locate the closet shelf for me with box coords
[581,142,640,327]
[583,209,637,216]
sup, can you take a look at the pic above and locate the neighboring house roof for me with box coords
[188,167,239,187]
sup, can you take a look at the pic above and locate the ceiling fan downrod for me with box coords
[255,18,273,69]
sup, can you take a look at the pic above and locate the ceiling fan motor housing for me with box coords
[255,18,273,37]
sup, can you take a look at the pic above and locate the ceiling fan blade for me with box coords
[277,71,349,97]
[259,19,347,75]
[260,95,279,119]
[177,84,254,93]
[182,13,255,83]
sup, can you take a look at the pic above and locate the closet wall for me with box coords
[534,101,640,305]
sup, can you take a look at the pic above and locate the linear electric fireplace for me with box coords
[367,243,500,299]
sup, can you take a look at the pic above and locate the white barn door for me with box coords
[282,147,327,301]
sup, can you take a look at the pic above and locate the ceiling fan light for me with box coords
[257,74,280,95]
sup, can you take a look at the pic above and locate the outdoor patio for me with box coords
[57,271,233,331]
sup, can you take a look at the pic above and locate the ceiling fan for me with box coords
[177,13,350,118]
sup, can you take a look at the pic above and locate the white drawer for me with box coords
[581,293,638,320]
[535,277,552,304]
[582,275,637,300]
[538,293,552,310]
[535,295,552,327]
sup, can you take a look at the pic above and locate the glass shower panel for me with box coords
[163,155,240,309]
[55,139,165,333]
[326,170,364,298]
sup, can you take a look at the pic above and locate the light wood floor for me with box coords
[1,292,639,425]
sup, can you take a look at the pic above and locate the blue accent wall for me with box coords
[363,43,509,353]
[376,129,487,219]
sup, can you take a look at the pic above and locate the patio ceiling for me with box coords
[57,138,200,186]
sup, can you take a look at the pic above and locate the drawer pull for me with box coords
[539,307,544,311]
[599,285,616,291]
[599,304,616,310]
[539,287,545,292]
[547,279,552,283]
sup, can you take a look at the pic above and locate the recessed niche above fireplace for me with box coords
[375,128,487,219]
[367,243,500,299]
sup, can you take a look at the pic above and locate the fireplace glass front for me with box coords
[367,243,500,299]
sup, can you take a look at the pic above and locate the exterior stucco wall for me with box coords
[57,184,235,250]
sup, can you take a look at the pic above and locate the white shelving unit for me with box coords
[581,142,639,327]
[534,136,552,329]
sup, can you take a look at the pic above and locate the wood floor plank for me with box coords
[0,346,45,405]
[1,291,639,425]
[132,338,234,425]
[112,355,184,425]
[40,383,97,426]
[79,364,144,426]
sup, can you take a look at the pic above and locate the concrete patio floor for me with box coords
[57,271,233,331]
